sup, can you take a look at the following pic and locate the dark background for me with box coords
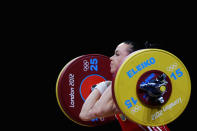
[10,5,196,130]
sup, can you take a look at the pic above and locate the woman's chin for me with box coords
[110,69,115,74]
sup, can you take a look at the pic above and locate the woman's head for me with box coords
[110,41,138,74]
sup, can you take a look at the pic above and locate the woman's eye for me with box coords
[116,53,119,56]
[114,51,120,56]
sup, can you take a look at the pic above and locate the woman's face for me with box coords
[110,43,131,74]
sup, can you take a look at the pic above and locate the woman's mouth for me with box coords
[110,62,113,68]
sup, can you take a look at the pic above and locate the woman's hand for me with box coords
[79,81,119,121]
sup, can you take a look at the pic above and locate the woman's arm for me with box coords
[79,88,101,121]
[79,82,120,121]
[92,85,120,117]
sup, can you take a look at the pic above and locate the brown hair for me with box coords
[122,40,139,54]
[122,40,161,54]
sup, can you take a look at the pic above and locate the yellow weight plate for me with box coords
[113,49,191,126]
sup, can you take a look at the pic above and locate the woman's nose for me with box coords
[110,55,114,61]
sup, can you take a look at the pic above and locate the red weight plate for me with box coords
[56,54,114,126]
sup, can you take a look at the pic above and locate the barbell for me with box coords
[56,49,191,127]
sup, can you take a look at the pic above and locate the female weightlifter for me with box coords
[79,41,170,131]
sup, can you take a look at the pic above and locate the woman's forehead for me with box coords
[115,43,129,52]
